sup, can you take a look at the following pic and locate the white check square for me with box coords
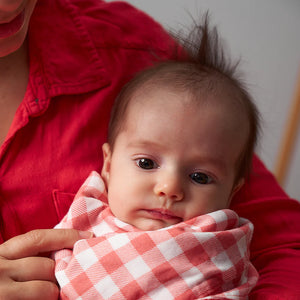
[125,256,150,279]
[108,233,130,250]
[158,239,183,260]
[95,275,119,298]
[76,247,99,270]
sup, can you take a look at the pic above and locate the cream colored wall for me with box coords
[109,0,300,200]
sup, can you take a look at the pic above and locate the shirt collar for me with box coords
[27,0,109,99]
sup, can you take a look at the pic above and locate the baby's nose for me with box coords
[153,173,184,201]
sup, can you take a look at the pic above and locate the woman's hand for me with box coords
[0,229,92,300]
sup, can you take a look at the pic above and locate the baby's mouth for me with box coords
[144,208,183,222]
[0,10,25,38]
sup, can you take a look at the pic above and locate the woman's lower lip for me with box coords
[0,10,25,38]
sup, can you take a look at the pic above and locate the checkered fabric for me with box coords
[53,171,258,299]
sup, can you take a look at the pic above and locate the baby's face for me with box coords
[102,88,246,230]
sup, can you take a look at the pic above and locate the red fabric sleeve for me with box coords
[231,155,300,298]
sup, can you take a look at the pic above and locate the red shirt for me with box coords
[0,0,299,298]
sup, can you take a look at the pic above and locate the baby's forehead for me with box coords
[127,84,247,130]
[119,71,252,143]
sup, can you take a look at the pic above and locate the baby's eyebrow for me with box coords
[197,156,228,175]
[127,139,164,150]
[183,149,228,176]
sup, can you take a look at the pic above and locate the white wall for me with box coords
[109,0,300,200]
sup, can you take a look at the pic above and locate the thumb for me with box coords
[0,229,93,259]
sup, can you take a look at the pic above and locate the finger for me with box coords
[5,280,59,300]
[0,229,92,259]
[7,257,57,283]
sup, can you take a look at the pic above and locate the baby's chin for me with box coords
[132,218,181,231]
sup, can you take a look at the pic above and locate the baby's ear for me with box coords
[101,143,112,188]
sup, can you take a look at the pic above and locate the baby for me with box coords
[54,17,259,299]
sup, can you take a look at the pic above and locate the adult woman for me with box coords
[0,0,299,299]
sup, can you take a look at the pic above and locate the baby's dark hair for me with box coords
[107,13,260,182]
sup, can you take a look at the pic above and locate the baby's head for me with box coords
[101,17,259,231]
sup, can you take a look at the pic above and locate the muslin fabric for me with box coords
[54,171,258,299]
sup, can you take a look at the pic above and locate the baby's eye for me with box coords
[136,158,157,170]
[190,172,213,184]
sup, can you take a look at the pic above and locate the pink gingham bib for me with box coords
[54,171,258,299]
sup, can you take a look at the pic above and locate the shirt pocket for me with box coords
[52,190,75,222]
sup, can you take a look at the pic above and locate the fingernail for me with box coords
[79,231,93,239]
